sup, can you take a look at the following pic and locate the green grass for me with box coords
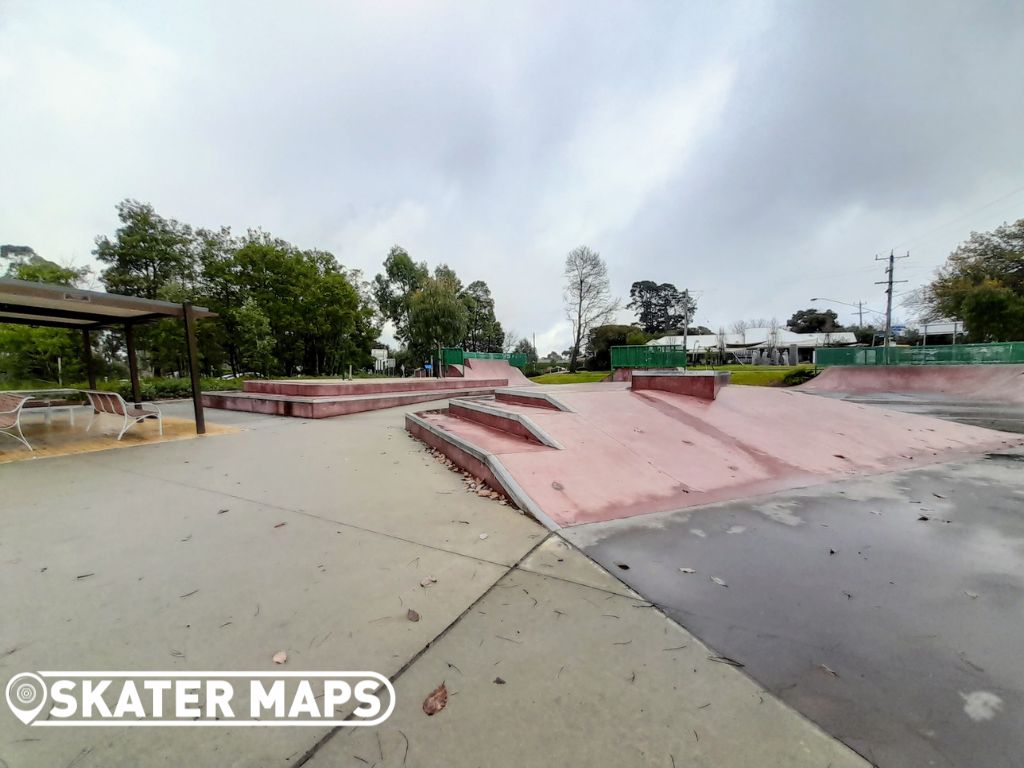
[529,371,611,384]
[529,365,816,387]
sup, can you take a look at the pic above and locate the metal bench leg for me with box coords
[0,424,33,451]
[86,410,98,432]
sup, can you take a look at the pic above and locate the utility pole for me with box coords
[875,250,909,364]
[857,301,864,327]
[682,289,690,370]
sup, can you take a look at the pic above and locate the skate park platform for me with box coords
[406,374,1022,529]
[202,360,530,418]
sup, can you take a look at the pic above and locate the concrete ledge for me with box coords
[244,377,507,397]
[494,388,573,412]
[202,386,501,418]
[630,371,731,401]
[405,412,558,531]
[448,399,564,448]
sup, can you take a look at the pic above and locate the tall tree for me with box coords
[921,218,1024,341]
[0,253,93,384]
[786,308,841,333]
[513,338,538,364]
[372,246,428,345]
[94,200,197,299]
[408,271,468,364]
[460,280,504,352]
[627,281,697,333]
[563,246,620,372]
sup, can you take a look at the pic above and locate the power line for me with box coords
[888,185,1024,252]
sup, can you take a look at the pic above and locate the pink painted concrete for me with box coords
[495,391,561,410]
[631,371,729,401]
[405,415,517,507]
[604,367,678,382]
[461,358,535,386]
[448,402,541,443]
[202,386,501,418]
[408,384,1022,528]
[801,364,1024,403]
[244,377,506,397]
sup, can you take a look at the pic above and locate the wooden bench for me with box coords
[0,393,33,451]
[84,391,163,441]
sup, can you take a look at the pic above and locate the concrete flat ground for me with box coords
[0,401,865,768]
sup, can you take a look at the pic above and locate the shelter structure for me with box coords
[0,277,216,433]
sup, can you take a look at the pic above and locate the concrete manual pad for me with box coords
[565,452,1024,768]
[306,538,867,768]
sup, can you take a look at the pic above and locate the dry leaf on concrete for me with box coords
[272,650,287,664]
[422,682,448,716]
[407,609,421,622]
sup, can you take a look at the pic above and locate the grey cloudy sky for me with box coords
[2,0,1023,354]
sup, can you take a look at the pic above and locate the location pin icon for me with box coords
[5,673,47,725]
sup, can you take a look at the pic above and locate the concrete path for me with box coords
[0,401,866,767]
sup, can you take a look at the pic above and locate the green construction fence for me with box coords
[610,345,688,369]
[441,349,529,369]
[814,342,1024,366]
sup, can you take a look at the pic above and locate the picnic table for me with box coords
[11,388,83,426]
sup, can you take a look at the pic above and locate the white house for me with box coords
[647,327,858,363]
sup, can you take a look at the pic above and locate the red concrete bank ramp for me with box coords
[801,364,1024,403]
[460,358,535,386]
[408,383,1022,528]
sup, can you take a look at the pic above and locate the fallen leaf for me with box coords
[420,576,438,588]
[493,677,506,685]
[710,576,728,587]
[679,568,696,574]
[407,609,421,622]
[422,682,448,715]
[274,522,287,528]
[964,590,979,599]
[272,650,287,664]
[918,515,930,522]
[551,481,564,491]
[479,533,489,540]
[818,663,839,677]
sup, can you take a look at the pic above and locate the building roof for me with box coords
[0,277,216,330]
[648,327,857,351]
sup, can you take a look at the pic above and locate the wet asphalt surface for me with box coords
[565,411,1024,766]
[808,390,1024,434]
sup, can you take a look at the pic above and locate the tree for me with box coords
[513,338,538,364]
[563,246,620,372]
[460,280,504,352]
[94,200,197,300]
[372,246,429,345]
[627,281,697,333]
[408,272,468,364]
[921,218,1024,341]
[585,324,648,370]
[234,297,275,376]
[0,252,93,384]
[786,308,842,333]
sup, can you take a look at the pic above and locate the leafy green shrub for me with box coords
[780,367,819,387]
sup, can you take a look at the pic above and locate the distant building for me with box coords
[647,327,858,364]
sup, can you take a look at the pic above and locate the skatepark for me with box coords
[4,358,1023,767]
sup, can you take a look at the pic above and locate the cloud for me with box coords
[2,0,1022,355]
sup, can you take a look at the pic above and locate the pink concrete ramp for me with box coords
[459,358,535,386]
[408,384,1021,529]
[802,365,1024,403]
